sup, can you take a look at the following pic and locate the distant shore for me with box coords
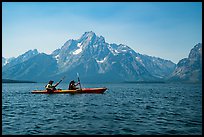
[123,81,166,84]
[122,81,201,84]
[2,79,37,83]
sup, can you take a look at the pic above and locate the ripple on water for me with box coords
[2,83,202,135]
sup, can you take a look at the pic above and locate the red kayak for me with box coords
[31,87,107,94]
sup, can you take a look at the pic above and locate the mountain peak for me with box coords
[80,31,96,40]
[195,43,202,47]
[188,43,202,59]
[84,31,95,35]
[78,31,97,42]
[33,49,39,53]
[192,43,202,51]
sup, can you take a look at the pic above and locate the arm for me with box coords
[75,82,80,86]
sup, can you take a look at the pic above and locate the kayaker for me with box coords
[45,80,60,93]
[68,80,80,90]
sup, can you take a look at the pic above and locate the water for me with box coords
[2,83,202,135]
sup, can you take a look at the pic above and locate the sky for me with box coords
[2,2,202,64]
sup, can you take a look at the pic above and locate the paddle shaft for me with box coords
[77,73,82,90]
[54,76,65,87]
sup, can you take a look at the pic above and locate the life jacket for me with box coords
[45,83,53,89]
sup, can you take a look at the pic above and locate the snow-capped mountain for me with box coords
[3,49,39,70]
[2,53,58,82]
[3,31,178,82]
[169,43,202,83]
[49,31,176,82]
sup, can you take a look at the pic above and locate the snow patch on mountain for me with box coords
[93,44,98,48]
[96,56,108,63]
[54,54,60,62]
[107,44,119,55]
[73,42,83,55]
[136,56,145,66]
[2,57,8,66]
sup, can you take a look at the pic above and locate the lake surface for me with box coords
[2,83,202,135]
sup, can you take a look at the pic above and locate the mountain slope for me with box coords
[168,43,202,83]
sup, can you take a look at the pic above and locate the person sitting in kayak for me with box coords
[45,80,61,93]
[68,80,80,90]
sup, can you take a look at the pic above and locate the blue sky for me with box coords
[2,2,202,63]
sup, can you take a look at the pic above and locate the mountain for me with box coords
[2,53,58,82]
[51,32,154,82]
[50,31,176,82]
[169,43,202,83]
[2,49,39,70]
[2,31,176,83]
[2,79,36,83]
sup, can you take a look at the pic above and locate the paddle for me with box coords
[77,73,82,90]
[54,76,66,87]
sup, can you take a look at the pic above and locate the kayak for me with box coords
[31,87,107,94]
